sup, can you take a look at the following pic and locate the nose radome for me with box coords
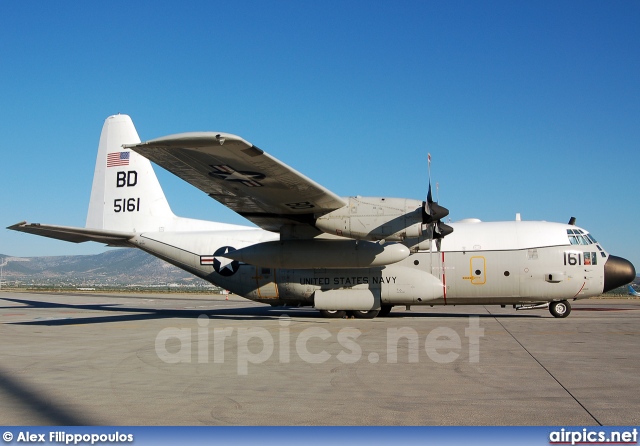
[603,255,636,293]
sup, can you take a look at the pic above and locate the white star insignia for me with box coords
[216,247,236,272]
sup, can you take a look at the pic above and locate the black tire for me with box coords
[350,309,380,319]
[378,305,393,317]
[319,309,347,318]
[549,300,571,318]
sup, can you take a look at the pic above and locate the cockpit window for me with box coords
[568,229,578,245]
[567,229,598,245]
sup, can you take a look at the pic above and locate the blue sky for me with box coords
[1,1,638,269]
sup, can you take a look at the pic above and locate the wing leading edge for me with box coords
[125,133,347,232]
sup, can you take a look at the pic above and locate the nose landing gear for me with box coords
[549,300,571,318]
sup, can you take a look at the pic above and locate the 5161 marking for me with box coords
[114,198,140,213]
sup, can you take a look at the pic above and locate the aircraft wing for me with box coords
[7,222,135,247]
[125,133,347,232]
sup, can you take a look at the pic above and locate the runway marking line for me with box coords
[573,308,639,312]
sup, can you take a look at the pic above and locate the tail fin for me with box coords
[9,115,243,244]
[86,115,176,232]
[628,285,640,297]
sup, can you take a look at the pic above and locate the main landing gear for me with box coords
[319,309,381,319]
[549,300,571,318]
[318,305,395,319]
[377,305,393,317]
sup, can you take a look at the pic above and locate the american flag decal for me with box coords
[200,255,215,266]
[107,151,130,168]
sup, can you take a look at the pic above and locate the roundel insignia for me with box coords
[213,246,239,276]
[208,164,265,187]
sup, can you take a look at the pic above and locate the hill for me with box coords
[0,249,212,288]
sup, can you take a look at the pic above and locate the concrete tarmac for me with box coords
[0,291,638,426]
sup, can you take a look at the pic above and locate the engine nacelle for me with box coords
[315,197,424,241]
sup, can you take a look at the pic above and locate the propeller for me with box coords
[422,155,453,250]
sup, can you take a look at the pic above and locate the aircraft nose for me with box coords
[603,255,636,293]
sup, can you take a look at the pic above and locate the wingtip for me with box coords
[7,221,27,230]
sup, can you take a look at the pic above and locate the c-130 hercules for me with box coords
[9,115,636,318]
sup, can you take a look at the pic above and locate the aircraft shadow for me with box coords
[0,365,97,425]
[1,296,544,326]
[1,297,288,325]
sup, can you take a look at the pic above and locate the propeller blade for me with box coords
[435,222,453,238]
[422,152,453,244]
[422,201,449,224]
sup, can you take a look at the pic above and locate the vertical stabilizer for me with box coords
[86,115,176,232]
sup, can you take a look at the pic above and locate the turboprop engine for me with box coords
[314,196,453,242]
[315,197,424,241]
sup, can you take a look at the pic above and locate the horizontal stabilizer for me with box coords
[7,221,135,247]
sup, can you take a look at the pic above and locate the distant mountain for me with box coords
[0,249,211,287]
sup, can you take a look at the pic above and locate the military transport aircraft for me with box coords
[8,115,636,318]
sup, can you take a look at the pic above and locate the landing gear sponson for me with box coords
[320,302,572,318]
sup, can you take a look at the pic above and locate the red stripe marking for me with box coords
[442,251,447,304]
[573,282,586,298]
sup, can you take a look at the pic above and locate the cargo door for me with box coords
[253,266,279,299]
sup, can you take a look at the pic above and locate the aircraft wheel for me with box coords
[350,309,380,319]
[378,305,393,317]
[549,300,571,318]
[319,310,347,318]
